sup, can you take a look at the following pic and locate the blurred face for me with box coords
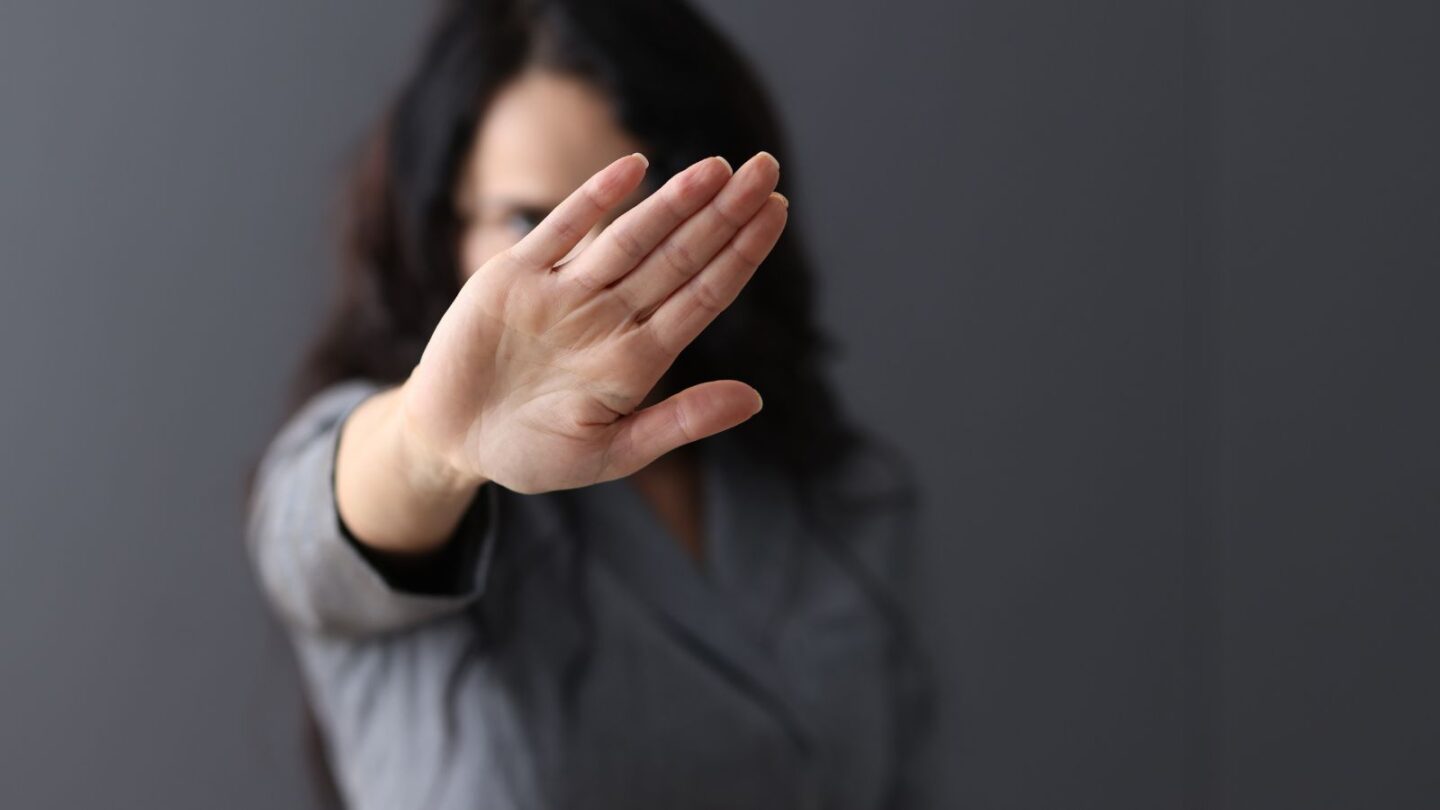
[455,70,645,279]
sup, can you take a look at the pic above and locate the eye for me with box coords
[506,207,549,236]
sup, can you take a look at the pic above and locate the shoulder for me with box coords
[289,379,387,434]
[253,380,388,486]
[811,431,918,520]
[265,380,386,454]
[797,432,920,583]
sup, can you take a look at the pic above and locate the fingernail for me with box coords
[713,155,732,172]
[758,151,780,171]
[769,191,789,209]
[631,152,649,168]
[754,391,764,411]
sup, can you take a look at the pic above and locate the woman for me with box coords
[247,1,929,808]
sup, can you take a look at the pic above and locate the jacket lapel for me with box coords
[567,438,812,751]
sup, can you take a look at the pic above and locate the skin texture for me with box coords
[335,71,788,557]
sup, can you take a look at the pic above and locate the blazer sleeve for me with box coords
[245,381,500,638]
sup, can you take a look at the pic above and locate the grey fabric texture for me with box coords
[247,381,928,810]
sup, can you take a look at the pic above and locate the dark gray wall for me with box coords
[0,2,429,807]
[0,1,1435,808]
[1199,2,1440,807]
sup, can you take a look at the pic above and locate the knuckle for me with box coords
[659,186,688,220]
[606,283,642,315]
[712,201,747,232]
[639,318,683,358]
[662,238,696,276]
[631,322,675,360]
[671,164,706,196]
[580,178,608,209]
[611,226,647,261]
[567,267,603,292]
[692,279,726,313]
[731,240,767,267]
[671,400,695,442]
[550,215,582,244]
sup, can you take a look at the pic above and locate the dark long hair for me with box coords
[290,2,899,805]
[295,0,858,482]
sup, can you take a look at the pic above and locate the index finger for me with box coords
[504,153,650,269]
[564,156,733,290]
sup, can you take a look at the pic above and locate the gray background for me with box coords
[0,1,1435,808]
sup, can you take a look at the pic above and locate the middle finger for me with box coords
[610,151,780,317]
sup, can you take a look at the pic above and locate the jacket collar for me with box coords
[566,434,812,751]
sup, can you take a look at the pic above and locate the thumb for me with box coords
[602,380,763,479]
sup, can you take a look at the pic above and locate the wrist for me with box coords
[389,383,488,498]
[336,385,483,556]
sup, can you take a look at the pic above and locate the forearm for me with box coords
[335,385,484,555]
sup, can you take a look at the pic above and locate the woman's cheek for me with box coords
[459,227,516,280]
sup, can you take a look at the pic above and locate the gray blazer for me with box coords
[247,382,929,810]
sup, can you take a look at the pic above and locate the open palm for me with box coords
[399,151,787,494]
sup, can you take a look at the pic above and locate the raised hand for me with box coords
[396,151,787,497]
